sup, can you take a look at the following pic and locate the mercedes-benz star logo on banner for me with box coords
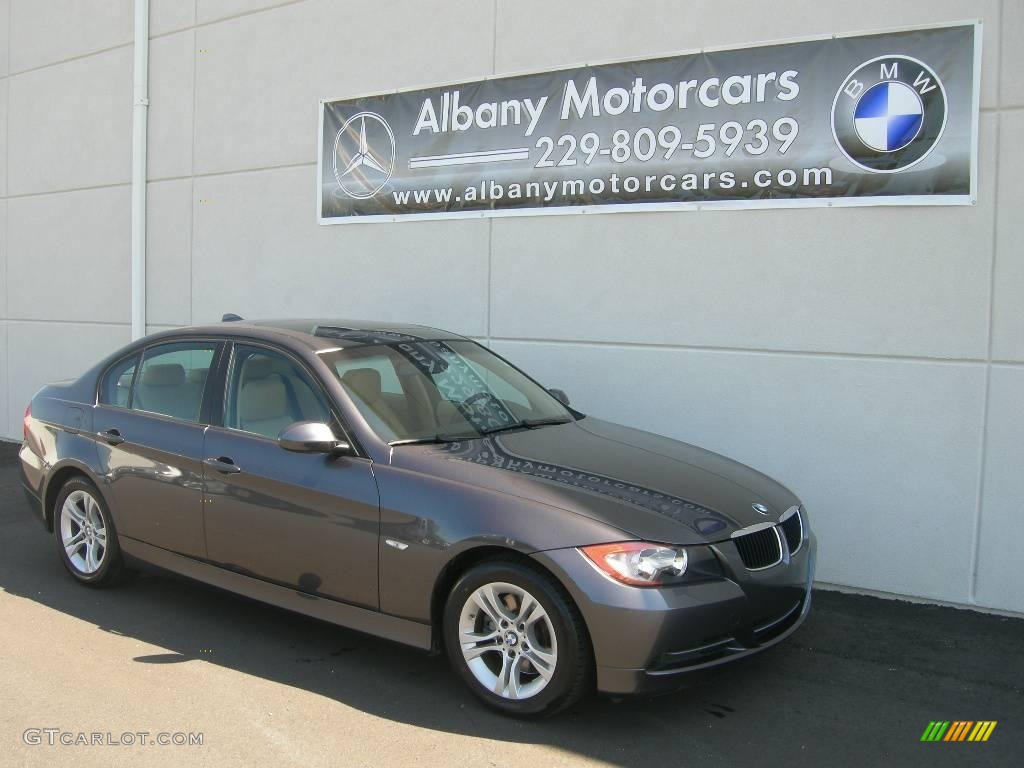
[831,55,947,174]
[333,111,396,199]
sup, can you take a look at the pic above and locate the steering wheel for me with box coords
[460,392,509,421]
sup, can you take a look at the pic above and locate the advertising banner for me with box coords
[318,23,980,223]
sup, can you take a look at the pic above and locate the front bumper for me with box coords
[532,531,816,695]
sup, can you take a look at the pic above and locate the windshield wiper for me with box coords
[522,417,573,428]
[479,417,572,436]
[388,433,478,446]
[391,418,574,445]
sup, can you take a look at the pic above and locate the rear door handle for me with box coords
[99,428,125,446]
[203,456,241,475]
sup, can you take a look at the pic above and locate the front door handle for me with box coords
[99,428,125,446]
[203,456,241,475]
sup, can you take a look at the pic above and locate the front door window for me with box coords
[225,346,332,440]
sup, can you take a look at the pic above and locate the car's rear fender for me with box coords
[22,388,104,530]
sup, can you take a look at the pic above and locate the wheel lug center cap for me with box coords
[504,631,518,646]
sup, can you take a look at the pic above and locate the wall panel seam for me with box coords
[5,319,132,328]
[149,28,195,42]
[969,0,1006,603]
[8,41,132,78]
[191,160,316,181]
[491,0,498,74]
[4,0,8,196]
[490,336,997,366]
[3,321,7,440]
[4,0,9,317]
[486,0,498,344]
[195,0,310,30]
[150,10,199,43]
[485,220,492,344]
[190,10,199,326]
[4,2,9,333]
[5,182,131,200]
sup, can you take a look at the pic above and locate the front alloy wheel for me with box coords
[458,582,558,700]
[445,560,592,717]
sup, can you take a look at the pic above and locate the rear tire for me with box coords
[53,477,125,587]
[444,559,592,717]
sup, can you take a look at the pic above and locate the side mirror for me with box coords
[549,388,570,407]
[278,421,351,456]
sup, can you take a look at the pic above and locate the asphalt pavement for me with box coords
[0,441,1020,767]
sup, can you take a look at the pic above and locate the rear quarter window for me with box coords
[98,354,140,408]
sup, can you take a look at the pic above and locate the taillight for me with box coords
[23,403,32,442]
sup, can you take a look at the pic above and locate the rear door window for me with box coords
[131,342,217,422]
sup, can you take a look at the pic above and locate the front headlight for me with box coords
[580,542,721,587]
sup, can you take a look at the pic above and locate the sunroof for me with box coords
[312,326,425,344]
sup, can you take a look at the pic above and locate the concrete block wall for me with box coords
[1,1,1021,613]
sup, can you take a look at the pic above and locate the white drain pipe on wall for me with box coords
[130,0,150,340]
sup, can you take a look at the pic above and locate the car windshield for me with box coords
[319,339,574,443]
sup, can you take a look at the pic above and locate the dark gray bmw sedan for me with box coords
[20,318,815,716]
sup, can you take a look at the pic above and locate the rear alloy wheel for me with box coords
[54,478,124,586]
[445,561,591,717]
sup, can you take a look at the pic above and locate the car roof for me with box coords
[155,318,468,351]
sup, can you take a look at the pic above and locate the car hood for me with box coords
[390,417,801,546]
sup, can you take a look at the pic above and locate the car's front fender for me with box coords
[372,462,632,624]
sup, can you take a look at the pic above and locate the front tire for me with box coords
[444,560,592,717]
[53,477,125,587]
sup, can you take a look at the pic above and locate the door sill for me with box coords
[119,536,432,650]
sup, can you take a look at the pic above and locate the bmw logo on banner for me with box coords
[831,56,948,173]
